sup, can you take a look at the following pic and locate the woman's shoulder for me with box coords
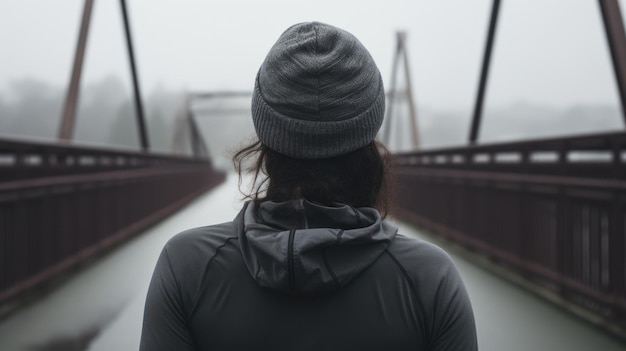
[387,233,456,268]
[385,233,465,298]
[166,222,237,249]
[161,222,239,272]
[385,233,477,349]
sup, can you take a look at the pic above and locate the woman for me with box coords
[140,22,477,351]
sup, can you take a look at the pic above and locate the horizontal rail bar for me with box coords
[0,137,208,182]
[0,165,208,191]
[0,137,199,162]
[393,131,626,181]
[393,167,626,190]
[395,131,626,156]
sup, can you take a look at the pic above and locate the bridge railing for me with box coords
[0,138,225,308]
[391,131,626,336]
[0,138,208,181]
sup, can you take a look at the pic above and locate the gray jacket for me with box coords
[140,199,477,350]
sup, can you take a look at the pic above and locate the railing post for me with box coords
[609,191,625,318]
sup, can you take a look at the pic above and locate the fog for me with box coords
[1,2,626,349]
[0,0,625,155]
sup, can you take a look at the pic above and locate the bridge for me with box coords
[1,0,626,350]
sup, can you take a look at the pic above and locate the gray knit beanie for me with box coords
[252,22,385,159]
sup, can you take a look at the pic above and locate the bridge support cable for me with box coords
[120,0,150,151]
[469,0,501,145]
[170,95,212,159]
[171,95,193,155]
[598,0,626,128]
[58,0,95,142]
[382,31,420,150]
[188,109,210,159]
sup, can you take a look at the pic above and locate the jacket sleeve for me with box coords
[429,258,478,351]
[388,235,478,350]
[140,246,196,351]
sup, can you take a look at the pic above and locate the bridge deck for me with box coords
[0,174,623,351]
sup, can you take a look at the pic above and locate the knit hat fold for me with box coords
[252,22,385,159]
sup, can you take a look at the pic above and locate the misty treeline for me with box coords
[0,75,623,156]
[382,101,624,151]
[0,76,183,153]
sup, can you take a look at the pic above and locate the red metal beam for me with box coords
[382,32,402,145]
[58,0,95,141]
[382,32,420,149]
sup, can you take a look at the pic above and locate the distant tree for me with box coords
[0,94,9,134]
[147,109,170,153]
[108,99,139,149]
[74,75,131,147]
[145,86,183,153]
[1,79,63,140]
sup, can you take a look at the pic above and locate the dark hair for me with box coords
[233,140,392,217]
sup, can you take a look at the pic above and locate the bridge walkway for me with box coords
[0,174,623,351]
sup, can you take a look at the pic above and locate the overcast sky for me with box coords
[1,0,625,111]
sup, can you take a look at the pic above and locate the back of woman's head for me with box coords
[236,22,390,214]
[233,140,391,216]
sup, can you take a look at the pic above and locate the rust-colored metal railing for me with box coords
[0,138,225,306]
[391,131,626,336]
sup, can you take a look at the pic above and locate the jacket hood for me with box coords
[236,199,397,295]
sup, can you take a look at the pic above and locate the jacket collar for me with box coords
[236,199,397,295]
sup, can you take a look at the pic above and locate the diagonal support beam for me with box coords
[188,109,210,159]
[120,0,150,151]
[382,33,402,146]
[469,0,501,144]
[398,32,420,149]
[58,0,94,141]
[599,0,626,128]
[383,31,420,150]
